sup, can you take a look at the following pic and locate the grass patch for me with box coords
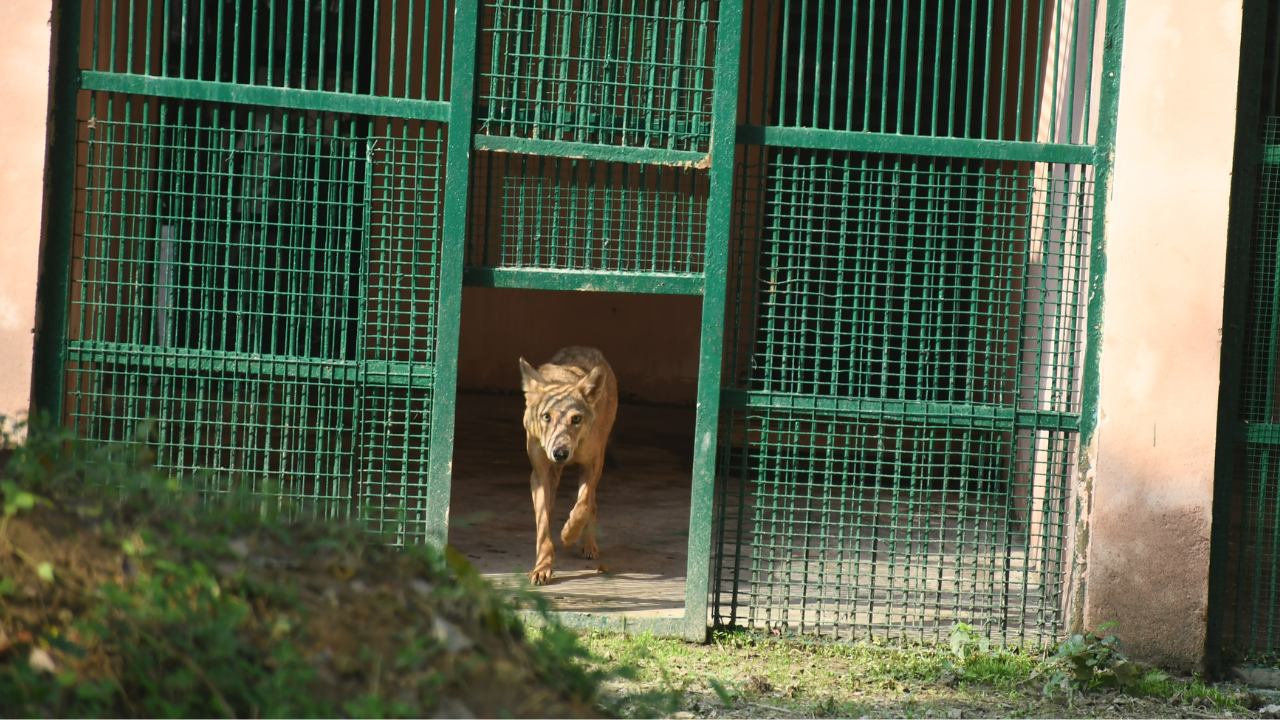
[580,628,1257,719]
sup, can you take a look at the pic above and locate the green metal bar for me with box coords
[79,72,453,121]
[1070,0,1127,636]
[677,0,743,642]
[472,133,709,166]
[63,340,417,382]
[31,0,82,419]
[462,267,705,295]
[735,125,1097,164]
[719,389,1081,431]
[425,0,479,550]
[1236,422,1280,445]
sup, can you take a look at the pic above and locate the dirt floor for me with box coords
[449,392,696,617]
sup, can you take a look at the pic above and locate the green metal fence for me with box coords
[36,0,476,547]
[35,0,1124,642]
[1221,114,1280,655]
[1205,0,1280,661]
[710,0,1123,644]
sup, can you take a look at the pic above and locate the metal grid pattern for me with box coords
[714,410,1074,643]
[466,151,710,272]
[358,132,445,545]
[476,0,718,151]
[61,92,445,530]
[738,0,1103,144]
[1238,119,1280,428]
[83,0,453,101]
[1227,117,1280,653]
[714,150,1094,642]
[724,152,1093,410]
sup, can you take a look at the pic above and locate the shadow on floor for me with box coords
[448,392,695,617]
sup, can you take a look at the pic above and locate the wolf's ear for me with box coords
[519,358,545,393]
[577,366,607,402]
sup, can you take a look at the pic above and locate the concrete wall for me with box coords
[0,0,52,425]
[457,288,703,405]
[1082,0,1244,672]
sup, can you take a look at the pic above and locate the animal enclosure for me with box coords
[34,0,1124,643]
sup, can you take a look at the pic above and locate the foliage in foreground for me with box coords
[0,416,606,718]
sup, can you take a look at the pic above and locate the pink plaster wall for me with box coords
[0,0,52,425]
[1083,0,1244,671]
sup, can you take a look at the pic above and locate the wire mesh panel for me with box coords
[714,142,1095,641]
[725,153,1091,410]
[715,410,1073,641]
[1225,117,1280,654]
[66,100,367,512]
[39,0,473,544]
[476,0,719,151]
[466,151,710,272]
[706,0,1113,643]
[358,132,445,545]
[736,0,1103,144]
[82,0,453,102]
[59,87,447,527]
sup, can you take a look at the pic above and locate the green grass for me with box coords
[577,628,1254,719]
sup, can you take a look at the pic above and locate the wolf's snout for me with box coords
[552,447,570,463]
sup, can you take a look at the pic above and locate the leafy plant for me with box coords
[948,623,991,663]
[1032,623,1142,698]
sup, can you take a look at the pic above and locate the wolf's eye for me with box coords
[571,415,582,425]
[542,412,552,422]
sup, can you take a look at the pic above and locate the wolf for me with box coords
[519,346,618,585]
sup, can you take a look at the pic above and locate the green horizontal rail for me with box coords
[79,72,452,122]
[463,267,705,295]
[67,341,433,388]
[1236,421,1280,444]
[473,134,709,167]
[720,389,1080,431]
[736,126,1097,165]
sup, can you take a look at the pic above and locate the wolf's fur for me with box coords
[519,347,618,585]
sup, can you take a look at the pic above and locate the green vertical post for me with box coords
[31,0,83,420]
[425,0,480,549]
[680,0,744,642]
[1071,0,1127,635]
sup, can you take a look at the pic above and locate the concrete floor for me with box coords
[448,392,695,617]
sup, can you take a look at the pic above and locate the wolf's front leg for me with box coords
[529,459,561,585]
[562,458,602,559]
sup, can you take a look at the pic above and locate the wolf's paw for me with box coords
[579,543,599,560]
[529,566,554,585]
[561,523,583,547]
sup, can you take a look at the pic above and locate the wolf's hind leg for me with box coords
[562,459,601,555]
[580,508,599,559]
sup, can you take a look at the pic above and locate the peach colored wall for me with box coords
[0,0,53,426]
[457,288,703,405]
[1082,0,1243,671]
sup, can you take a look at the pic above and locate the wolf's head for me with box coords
[520,358,607,465]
